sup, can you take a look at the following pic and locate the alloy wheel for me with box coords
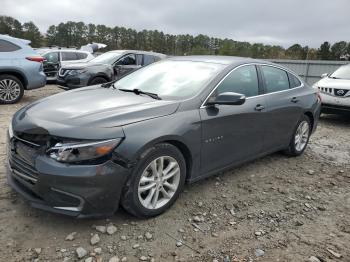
[295,120,310,152]
[0,79,21,102]
[138,156,181,210]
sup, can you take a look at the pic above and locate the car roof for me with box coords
[0,34,31,46]
[36,48,91,53]
[168,55,273,66]
[108,50,167,58]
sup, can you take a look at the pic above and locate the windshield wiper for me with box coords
[101,80,118,88]
[118,88,162,100]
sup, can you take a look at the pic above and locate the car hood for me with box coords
[315,77,350,90]
[61,62,109,70]
[13,86,180,139]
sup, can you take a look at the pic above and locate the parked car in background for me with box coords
[313,64,350,114]
[0,34,46,104]
[36,48,94,81]
[7,56,321,218]
[56,50,166,89]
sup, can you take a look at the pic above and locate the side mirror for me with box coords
[206,92,246,106]
[321,73,328,78]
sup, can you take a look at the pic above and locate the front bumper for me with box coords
[6,140,131,218]
[56,75,88,90]
[319,92,350,113]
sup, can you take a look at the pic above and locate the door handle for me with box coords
[291,97,299,103]
[255,104,265,111]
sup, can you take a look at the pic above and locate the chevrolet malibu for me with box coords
[7,56,321,218]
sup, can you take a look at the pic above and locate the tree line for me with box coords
[1,15,349,60]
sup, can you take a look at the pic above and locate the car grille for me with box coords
[9,152,38,184]
[334,88,350,97]
[318,87,334,95]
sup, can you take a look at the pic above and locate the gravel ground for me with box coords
[0,86,349,262]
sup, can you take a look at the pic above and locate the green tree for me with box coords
[331,41,348,60]
[318,42,332,60]
[22,21,42,47]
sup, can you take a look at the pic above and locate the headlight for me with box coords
[47,138,121,163]
[8,120,14,139]
[68,69,86,76]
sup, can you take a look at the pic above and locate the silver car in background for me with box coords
[313,64,350,114]
[0,34,46,104]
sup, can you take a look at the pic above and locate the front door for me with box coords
[200,65,267,175]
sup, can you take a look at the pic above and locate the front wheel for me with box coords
[284,115,311,156]
[0,75,24,104]
[121,143,186,218]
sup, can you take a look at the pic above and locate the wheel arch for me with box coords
[131,136,194,183]
[0,70,28,89]
[304,111,314,131]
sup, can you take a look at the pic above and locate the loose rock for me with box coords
[107,225,117,235]
[140,256,148,261]
[255,249,265,257]
[95,226,106,233]
[85,257,93,262]
[327,248,342,258]
[176,241,183,247]
[109,256,120,262]
[65,232,77,241]
[308,256,321,262]
[76,247,88,259]
[90,234,100,245]
[145,232,153,240]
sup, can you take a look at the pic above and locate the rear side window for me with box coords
[143,55,156,65]
[216,65,259,97]
[0,39,21,52]
[77,52,88,59]
[136,54,143,65]
[288,73,302,88]
[261,66,289,93]
[61,52,78,61]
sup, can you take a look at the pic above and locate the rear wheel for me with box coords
[284,115,311,156]
[89,77,108,86]
[121,143,186,217]
[0,75,24,104]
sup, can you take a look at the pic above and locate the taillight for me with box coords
[26,56,45,63]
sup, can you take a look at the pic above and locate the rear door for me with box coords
[200,64,267,174]
[259,65,304,151]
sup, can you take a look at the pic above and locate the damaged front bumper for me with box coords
[6,135,131,218]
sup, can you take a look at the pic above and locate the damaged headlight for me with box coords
[47,138,121,163]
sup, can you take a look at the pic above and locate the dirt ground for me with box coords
[0,86,349,262]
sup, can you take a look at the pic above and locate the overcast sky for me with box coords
[2,0,349,47]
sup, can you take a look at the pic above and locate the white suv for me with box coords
[313,64,350,114]
[37,48,94,81]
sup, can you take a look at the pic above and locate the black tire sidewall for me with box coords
[122,143,186,217]
[289,115,311,156]
[0,75,24,104]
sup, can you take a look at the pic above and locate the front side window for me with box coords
[116,54,136,66]
[77,52,88,60]
[61,52,78,61]
[114,60,224,99]
[90,51,123,64]
[216,65,259,97]
[0,39,21,52]
[136,54,143,65]
[43,52,59,63]
[143,55,156,65]
[261,66,289,93]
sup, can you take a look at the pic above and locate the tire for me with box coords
[88,77,108,86]
[284,115,312,156]
[0,75,24,104]
[121,143,186,218]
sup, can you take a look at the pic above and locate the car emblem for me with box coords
[337,89,345,95]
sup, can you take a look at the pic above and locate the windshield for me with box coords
[90,51,123,64]
[114,60,225,99]
[330,65,350,80]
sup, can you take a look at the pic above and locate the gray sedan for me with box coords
[7,56,321,218]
